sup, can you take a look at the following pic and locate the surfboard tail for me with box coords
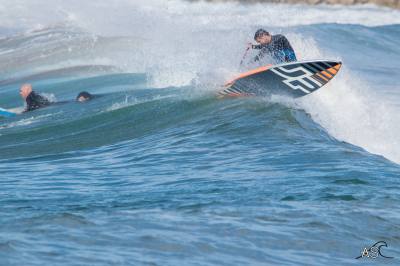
[0,107,17,118]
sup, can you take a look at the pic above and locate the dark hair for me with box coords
[254,29,270,40]
[76,91,93,101]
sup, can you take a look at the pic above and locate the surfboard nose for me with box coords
[333,62,342,72]
[326,61,342,68]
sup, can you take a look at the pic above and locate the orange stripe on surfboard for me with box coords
[316,73,329,81]
[325,63,341,76]
[326,67,337,75]
[321,70,333,78]
[224,64,273,87]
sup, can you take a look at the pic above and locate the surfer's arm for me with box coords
[253,47,269,62]
[246,43,262,50]
[24,92,51,112]
[9,107,25,114]
[253,54,261,62]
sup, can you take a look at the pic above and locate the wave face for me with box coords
[1,1,400,265]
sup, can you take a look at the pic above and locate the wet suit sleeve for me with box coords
[252,45,268,62]
[251,44,264,62]
[24,92,51,112]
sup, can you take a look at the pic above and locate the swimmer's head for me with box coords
[20,84,33,99]
[254,29,271,45]
[76,91,93,102]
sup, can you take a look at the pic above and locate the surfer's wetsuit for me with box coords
[253,34,297,64]
[24,91,51,112]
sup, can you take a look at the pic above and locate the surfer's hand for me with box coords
[246,43,254,50]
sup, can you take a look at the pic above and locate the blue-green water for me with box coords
[1,1,400,265]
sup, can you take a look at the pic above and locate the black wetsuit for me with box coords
[24,91,51,112]
[253,34,297,64]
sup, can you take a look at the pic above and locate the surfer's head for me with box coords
[254,29,271,45]
[20,84,33,99]
[76,91,93,102]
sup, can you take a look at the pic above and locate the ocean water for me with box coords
[0,1,400,265]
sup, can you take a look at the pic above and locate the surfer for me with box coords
[19,84,51,112]
[248,29,297,64]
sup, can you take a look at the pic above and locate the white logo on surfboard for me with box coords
[270,66,323,94]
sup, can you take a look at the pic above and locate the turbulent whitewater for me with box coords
[0,1,399,265]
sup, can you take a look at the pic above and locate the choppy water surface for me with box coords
[0,1,400,265]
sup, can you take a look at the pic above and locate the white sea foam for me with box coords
[0,0,399,35]
[300,69,400,163]
[0,113,55,129]
[106,95,139,112]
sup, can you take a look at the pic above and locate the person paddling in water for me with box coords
[19,84,51,112]
[13,84,94,116]
[248,29,297,64]
[76,91,94,102]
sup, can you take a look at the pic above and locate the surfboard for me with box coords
[219,60,342,98]
[0,107,17,118]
